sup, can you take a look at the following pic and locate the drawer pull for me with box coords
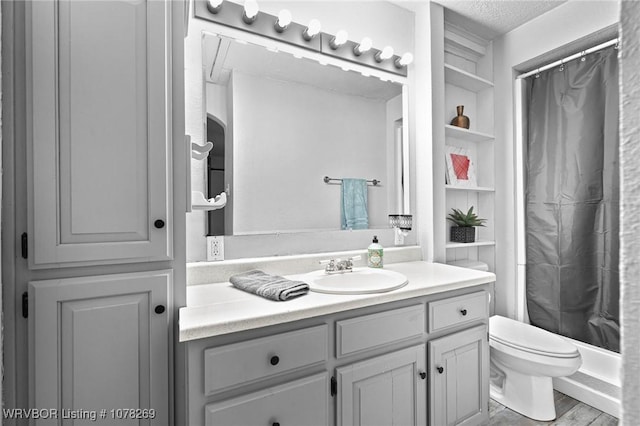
[437,366,444,374]
[419,371,426,380]
[460,308,468,316]
[270,355,280,366]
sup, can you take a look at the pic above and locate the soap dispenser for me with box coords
[367,236,383,268]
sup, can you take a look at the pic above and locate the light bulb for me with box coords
[335,30,348,45]
[375,46,394,62]
[395,52,414,68]
[243,0,259,24]
[303,19,322,41]
[330,30,348,49]
[275,9,292,32]
[206,0,223,13]
[354,37,372,56]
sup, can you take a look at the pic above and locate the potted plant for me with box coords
[447,207,486,243]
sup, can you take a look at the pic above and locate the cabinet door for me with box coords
[337,345,427,426]
[27,0,172,268]
[429,325,489,426]
[29,271,171,425]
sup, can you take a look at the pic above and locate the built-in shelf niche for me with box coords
[441,16,496,272]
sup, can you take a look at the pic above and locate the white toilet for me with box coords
[489,315,582,421]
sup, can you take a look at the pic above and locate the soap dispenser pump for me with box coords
[367,236,383,268]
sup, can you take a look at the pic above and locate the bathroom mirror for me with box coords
[201,32,409,237]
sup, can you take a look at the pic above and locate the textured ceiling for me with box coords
[433,0,567,40]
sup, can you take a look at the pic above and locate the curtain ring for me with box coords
[535,68,540,79]
[580,50,586,62]
[559,59,564,72]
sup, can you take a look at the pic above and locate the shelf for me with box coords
[445,125,494,142]
[444,64,493,92]
[445,240,496,249]
[445,185,494,192]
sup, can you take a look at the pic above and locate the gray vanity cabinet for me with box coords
[185,286,492,426]
[428,325,489,426]
[337,344,427,426]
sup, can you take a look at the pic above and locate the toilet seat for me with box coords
[490,316,580,359]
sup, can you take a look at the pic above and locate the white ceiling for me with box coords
[397,0,568,40]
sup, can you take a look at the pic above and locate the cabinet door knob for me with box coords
[154,219,165,229]
[419,371,427,380]
[437,366,444,374]
[155,305,166,314]
[460,308,467,316]
[270,355,280,366]
[272,423,280,426]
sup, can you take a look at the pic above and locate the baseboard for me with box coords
[553,371,620,418]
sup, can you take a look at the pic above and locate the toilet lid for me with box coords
[490,315,580,358]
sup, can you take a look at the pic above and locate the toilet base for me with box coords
[490,360,556,421]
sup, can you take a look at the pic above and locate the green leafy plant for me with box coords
[447,207,486,227]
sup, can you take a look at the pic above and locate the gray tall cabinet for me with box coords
[5,0,186,424]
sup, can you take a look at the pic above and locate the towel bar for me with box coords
[323,176,380,186]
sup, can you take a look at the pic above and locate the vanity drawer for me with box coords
[428,291,488,333]
[204,325,328,395]
[205,373,329,426]
[336,305,425,358]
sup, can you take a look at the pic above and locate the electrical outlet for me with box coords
[207,236,224,261]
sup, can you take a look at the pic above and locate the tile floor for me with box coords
[489,391,618,425]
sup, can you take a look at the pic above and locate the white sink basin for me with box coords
[304,267,408,295]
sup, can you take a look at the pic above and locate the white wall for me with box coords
[620,2,640,423]
[230,70,391,233]
[492,0,620,318]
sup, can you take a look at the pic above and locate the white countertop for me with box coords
[179,261,495,342]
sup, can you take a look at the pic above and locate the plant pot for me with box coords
[450,226,475,243]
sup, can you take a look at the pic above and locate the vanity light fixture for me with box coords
[302,19,322,41]
[242,0,259,24]
[353,37,373,56]
[395,52,414,68]
[374,46,394,62]
[194,1,407,76]
[274,9,292,33]
[206,0,223,14]
[329,30,349,50]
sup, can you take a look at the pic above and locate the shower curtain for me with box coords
[526,47,620,352]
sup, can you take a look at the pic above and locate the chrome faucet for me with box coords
[319,256,361,274]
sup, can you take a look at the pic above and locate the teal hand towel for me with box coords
[341,178,369,230]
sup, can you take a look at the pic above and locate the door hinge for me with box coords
[22,292,28,318]
[21,232,28,259]
[330,376,337,397]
